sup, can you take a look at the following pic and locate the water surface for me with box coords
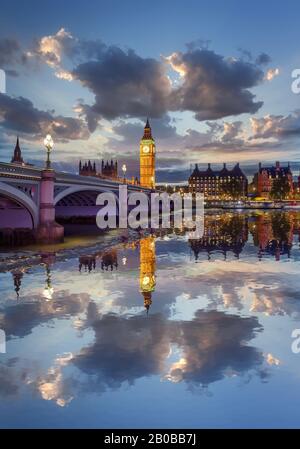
[1,210,300,428]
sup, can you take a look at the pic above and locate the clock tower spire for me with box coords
[140,118,155,189]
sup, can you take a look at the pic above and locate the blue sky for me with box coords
[0,0,300,181]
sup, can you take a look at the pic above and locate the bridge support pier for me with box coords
[35,169,64,244]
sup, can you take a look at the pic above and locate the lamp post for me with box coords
[44,134,54,170]
[122,164,127,183]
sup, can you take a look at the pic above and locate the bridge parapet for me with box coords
[0,162,42,180]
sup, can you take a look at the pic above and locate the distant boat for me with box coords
[222,201,283,210]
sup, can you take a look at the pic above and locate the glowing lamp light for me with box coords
[142,276,150,286]
[44,134,54,169]
[44,134,54,150]
[43,286,54,300]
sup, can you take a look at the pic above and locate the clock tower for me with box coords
[140,118,155,189]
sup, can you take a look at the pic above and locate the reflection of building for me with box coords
[101,250,118,271]
[188,163,247,199]
[79,249,118,272]
[79,255,96,272]
[189,214,248,260]
[249,212,294,260]
[79,159,118,179]
[140,119,156,189]
[254,161,293,199]
[139,236,156,312]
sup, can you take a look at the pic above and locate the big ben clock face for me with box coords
[143,145,150,154]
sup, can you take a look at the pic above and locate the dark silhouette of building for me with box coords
[79,255,96,272]
[79,159,118,179]
[101,160,118,178]
[78,249,118,272]
[188,163,247,199]
[11,137,24,165]
[101,250,118,271]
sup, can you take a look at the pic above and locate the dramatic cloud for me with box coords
[255,53,272,66]
[0,28,285,168]
[251,111,300,138]
[29,27,106,78]
[0,93,90,141]
[166,48,264,120]
[73,47,171,120]
[0,38,27,70]
[28,30,269,123]
[265,68,279,81]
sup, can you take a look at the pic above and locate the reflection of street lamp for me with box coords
[122,164,127,182]
[44,134,54,169]
[43,265,54,300]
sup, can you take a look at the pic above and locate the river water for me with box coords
[0,210,300,428]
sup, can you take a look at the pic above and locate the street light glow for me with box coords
[44,134,54,169]
[44,134,54,151]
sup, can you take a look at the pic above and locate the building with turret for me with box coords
[79,159,118,179]
[253,161,294,199]
[11,138,24,165]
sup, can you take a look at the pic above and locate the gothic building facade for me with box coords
[11,137,24,165]
[79,160,118,179]
[140,119,156,189]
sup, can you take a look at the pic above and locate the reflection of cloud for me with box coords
[37,353,74,407]
[265,353,280,366]
[264,68,279,81]
[73,310,263,392]
[169,310,263,386]
[74,313,170,388]
[0,291,90,339]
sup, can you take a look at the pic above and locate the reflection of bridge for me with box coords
[0,161,152,243]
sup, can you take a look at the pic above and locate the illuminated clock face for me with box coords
[143,145,150,154]
[142,276,150,286]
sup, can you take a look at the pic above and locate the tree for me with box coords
[270,176,291,200]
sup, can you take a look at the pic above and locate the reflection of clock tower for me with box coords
[140,119,155,189]
[139,236,156,313]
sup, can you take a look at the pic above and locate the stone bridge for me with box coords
[0,161,152,243]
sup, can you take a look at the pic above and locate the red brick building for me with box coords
[255,161,294,199]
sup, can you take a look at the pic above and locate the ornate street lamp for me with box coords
[122,163,127,182]
[44,134,54,169]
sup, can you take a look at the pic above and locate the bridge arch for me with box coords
[0,181,39,228]
[54,185,119,206]
[54,186,120,223]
